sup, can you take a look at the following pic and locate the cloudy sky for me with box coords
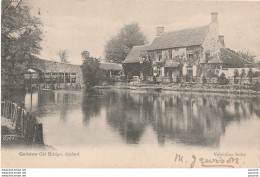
[28,0,260,65]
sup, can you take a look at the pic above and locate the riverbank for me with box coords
[95,83,260,95]
[1,116,54,150]
[1,117,27,148]
[1,99,45,148]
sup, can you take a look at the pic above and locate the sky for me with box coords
[28,0,260,65]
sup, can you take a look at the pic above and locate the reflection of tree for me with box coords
[152,94,224,147]
[100,90,260,147]
[82,89,102,125]
[102,90,149,144]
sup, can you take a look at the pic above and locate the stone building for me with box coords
[124,12,252,83]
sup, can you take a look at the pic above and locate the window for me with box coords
[186,66,193,76]
[205,52,210,63]
[187,54,194,60]
[156,51,162,61]
[71,73,76,83]
[154,67,161,76]
[168,49,172,59]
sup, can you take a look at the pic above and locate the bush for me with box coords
[81,54,106,88]
[218,73,229,85]
[252,82,260,91]
[202,75,207,85]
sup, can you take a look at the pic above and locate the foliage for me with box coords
[202,65,218,79]
[153,59,165,68]
[57,49,69,63]
[81,51,105,87]
[247,68,255,84]
[240,69,246,79]
[252,82,260,91]
[1,0,42,89]
[218,73,229,85]
[202,75,207,85]
[141,59,153,79]
[234,69,239,77]
[122,63,140,79]
[233,69,239,84]
[238,50,256,64]
[81,51,90,63]
[104,23,148,63]
[123,54,153,80]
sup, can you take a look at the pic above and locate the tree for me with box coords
[202,65,217,79]
[81,51,105,88]
[234,69,239,84]
[238,50,256,64]
[1,0,42,89]
[240,69,246,79]
[218,73,229,85]
[57,49,69,63]
[247,68,255,84]
[104,23,148,63]
[81,51,90,63]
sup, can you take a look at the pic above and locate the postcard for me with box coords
[1,0,260,168]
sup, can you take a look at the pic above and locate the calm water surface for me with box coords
[18,89,260,149]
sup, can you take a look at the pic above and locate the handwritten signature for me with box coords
[174,153,240,168]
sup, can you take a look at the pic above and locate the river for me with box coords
[9,89,257,151]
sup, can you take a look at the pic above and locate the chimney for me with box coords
[218,35,225,46]
[156,27,164,37]
[211,12,218,23]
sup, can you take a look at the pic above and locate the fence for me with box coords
[1,100,44,146]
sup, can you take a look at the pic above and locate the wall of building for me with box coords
[27,58,84,89]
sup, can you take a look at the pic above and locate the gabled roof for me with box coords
[123,45,150,64]
[148,25,209,51]
[220,48,250,68]
[100,62,123,71]
[208,54,223,64]
[200,48,250,67]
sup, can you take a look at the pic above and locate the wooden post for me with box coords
[33,123,44,145]
[21,109,25,136]
[70,73,72,86]
[64,72,66,89]
[16,107,22,132]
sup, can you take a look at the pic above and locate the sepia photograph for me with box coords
[1,0,260,169]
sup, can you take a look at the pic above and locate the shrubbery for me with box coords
[217,73,229,85]
[252,82,260,91]
[81,51,106,88]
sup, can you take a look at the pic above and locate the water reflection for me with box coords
[97,90,260,147]
[4,89,260,148]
